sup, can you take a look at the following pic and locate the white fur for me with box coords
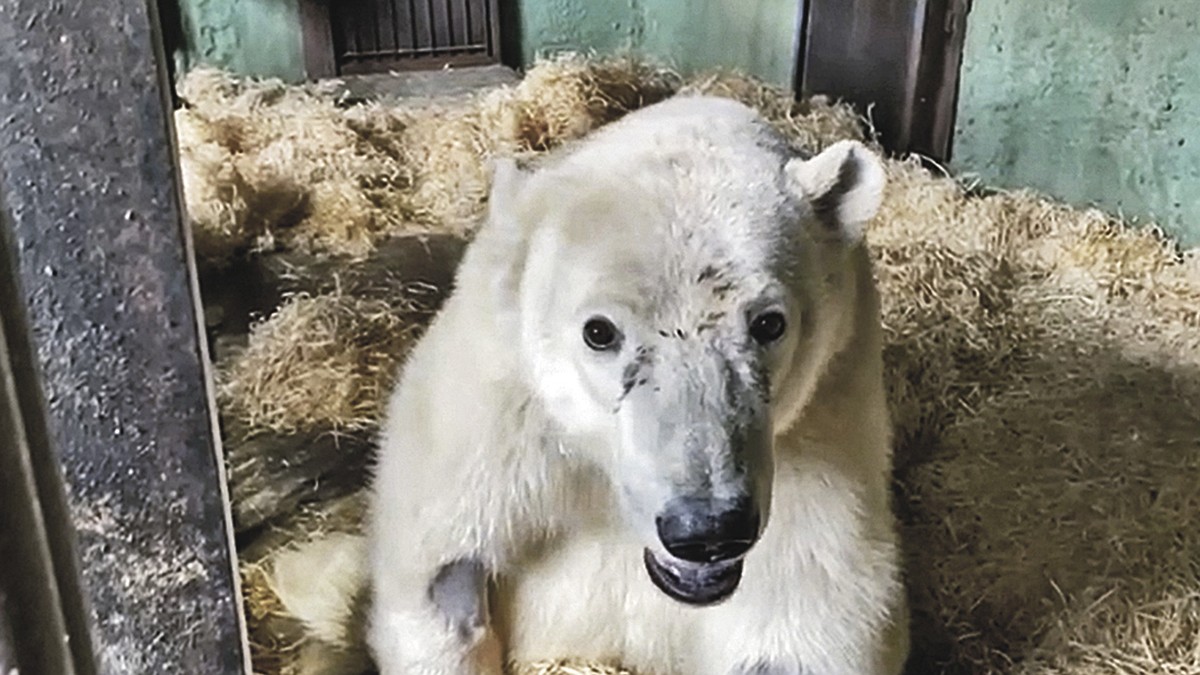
[270,532,368,645]
[357,95,907,675]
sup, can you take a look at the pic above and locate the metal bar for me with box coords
[352,0,379,56]
[342,3,360,57]
[486,0,501,61]
[464,0,474,47]
[0,0,250,672]
[406,0,420,49]
[792,0,811,96]
[383,0,400,52]
[444,0,457,47]
[340,43,489,58]
[426,0,438,47]
[336,51,497,74]
[410,0,433,49]
[372,0,383,55]
[400,0,417,49]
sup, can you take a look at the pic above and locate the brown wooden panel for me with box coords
[912,0,970,160]
[299,0,336,79]
[798,0,970,161]
[800,0,923,152]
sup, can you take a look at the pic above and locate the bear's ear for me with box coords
[487,157,530,226]
[784,140,886,241]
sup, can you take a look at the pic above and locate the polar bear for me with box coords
[295,95,908,675]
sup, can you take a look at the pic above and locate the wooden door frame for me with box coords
[301,0,339,79]
[796,0,971,162]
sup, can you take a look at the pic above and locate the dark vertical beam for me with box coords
[465,0,478,46]
[0,196,95,675]
[0,598,14,674]
[448,0,468,48]
[338,1,361,58]
[398,0,418,51]
[300,0,338,78]
[488,0,504,63]
[377,0,399,56]
[413,0,435,49]
[430,0,451,49]
[355,0,381,56]
[911,0,970,161]
[799,0,925,152]
[797,0,970,162]
[0,1,249,673]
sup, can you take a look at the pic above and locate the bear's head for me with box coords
[482,96,886,606]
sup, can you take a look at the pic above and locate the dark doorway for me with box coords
[796,0,971,162]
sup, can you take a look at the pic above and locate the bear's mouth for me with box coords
[642,548,744,606]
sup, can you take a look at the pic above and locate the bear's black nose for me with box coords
[655,496,760,564]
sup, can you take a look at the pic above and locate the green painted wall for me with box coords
[176,0,306,82]
[954,0,1200,244]
[172,0,800,88]
[513,0,800,88]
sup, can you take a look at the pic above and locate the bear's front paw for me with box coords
[368,610,502,675]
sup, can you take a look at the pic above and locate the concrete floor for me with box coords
[326,64,521,104]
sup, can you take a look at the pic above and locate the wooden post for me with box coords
[797,0,971,162]
[300,0,338,79]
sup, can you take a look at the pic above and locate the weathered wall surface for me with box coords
[954,0,1199,244]
[514,0,801,88]
[176,0,306,82]
[170,1,1200,245]
[172,0,801,89]
[173,0,800,88]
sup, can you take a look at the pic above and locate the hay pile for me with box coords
[176,54,860,265]
[873,161,1200,674]
[188,55,1200,675]
[216,291,428,434]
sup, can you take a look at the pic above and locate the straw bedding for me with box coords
[184,55,1200,675]
[177,54,859,266]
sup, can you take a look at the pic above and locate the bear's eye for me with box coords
[583,317,622,352]
[749,311,786,345]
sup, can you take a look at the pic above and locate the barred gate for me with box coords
[330,0,502,74]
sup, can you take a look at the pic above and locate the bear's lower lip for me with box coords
[643,548,744,606]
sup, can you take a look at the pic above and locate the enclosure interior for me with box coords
[179,55,1200,675]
